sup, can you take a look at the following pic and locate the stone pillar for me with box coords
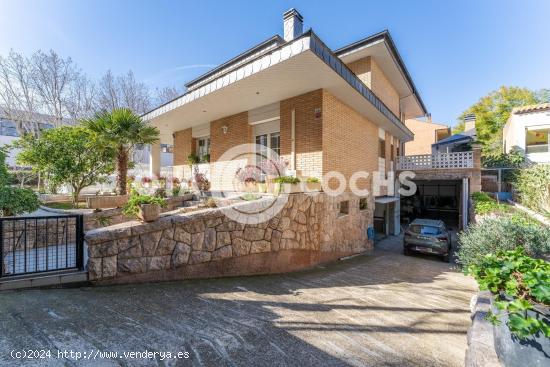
[149,142,161,178]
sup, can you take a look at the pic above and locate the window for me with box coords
[378,139,386,158]
[339,200,349,216]
[256,132,280,179]
[161,144,173,153]
[359,197,368,211]
[197,137,210,161]
[0,120,18,137]
[526,129,549,154]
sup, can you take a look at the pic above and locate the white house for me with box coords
[503,103,550,164]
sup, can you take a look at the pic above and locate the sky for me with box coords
[0,0,549,126]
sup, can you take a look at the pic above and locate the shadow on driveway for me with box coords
[0,238,476,367]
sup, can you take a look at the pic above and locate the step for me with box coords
[0,270,88,291]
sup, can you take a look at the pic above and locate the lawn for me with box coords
[43,201,88,210]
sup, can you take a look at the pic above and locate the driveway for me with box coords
[0,235,477,367]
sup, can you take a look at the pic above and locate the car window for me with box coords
[409,225,441,235]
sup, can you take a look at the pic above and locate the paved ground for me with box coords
[0,235,477,367]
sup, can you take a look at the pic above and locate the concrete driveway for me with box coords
[0,235,477,367]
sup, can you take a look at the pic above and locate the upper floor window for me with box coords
[526,129,549,154]
[378,138,386,158]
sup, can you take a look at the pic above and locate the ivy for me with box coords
[467,249,550,339]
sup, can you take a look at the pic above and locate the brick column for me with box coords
[470,144,482,193]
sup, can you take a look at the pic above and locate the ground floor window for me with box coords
[197,137,210,162]
[255,132,281,179]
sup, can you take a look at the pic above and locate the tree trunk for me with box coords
[117,146,128,195]
[72,187,80,208]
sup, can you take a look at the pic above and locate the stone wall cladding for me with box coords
[85,192,373,284]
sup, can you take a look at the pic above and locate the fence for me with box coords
[0,214,84,278]
[397,151,474,170]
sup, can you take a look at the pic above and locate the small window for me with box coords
[378,139,386,158]
[339,200,349,216]
[359,198,368,211]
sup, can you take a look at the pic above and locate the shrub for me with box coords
[187,153,199,166]
[172,186,181,197]
[515,164,550,215]
[305,177,320,183]
[457,216,550,268]
[123,192,166,217]
[467,249,550,339]
[472,192,510,216]
[235,165,261,183]
[274,176,300,184]
[0,147,40,216]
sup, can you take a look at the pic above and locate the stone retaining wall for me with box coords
[85,192,374,284]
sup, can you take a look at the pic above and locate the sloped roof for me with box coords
[512,103,550,114]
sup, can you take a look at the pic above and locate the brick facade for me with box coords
[173,128,194,166]
[280,89,323,178]
[210,112,252,162]
[370,58,400,117]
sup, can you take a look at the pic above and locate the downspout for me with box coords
[291,108,296,170]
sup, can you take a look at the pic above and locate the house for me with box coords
[404,117,450,155]
[432,114,476,154]
[503,103,550,164]
[143,8,428,235]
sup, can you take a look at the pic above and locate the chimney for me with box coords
[283,8,303,42]
[464,113,476,132]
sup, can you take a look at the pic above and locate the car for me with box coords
[403,219,452,262]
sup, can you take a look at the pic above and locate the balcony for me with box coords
[397,151,474,170]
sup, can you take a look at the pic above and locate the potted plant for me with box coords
[171,177,181,196]
[123,191,166,222]
[467,248,550,367]
[194,172,211,192]
[141,176,152,188]
[273,176,302,194]
[235,165,261,192]
[187,153,199,167]
[202,153,210,163]
[305,177,321,192]
[257,180,267,193]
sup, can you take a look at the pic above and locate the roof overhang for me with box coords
[335,31,427,119]
[144,31,414,144]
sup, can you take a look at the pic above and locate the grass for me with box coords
[472,192,543,226]
[44,201,87,210]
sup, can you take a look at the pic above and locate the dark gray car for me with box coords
[403,219,452,262]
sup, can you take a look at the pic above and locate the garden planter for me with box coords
[305,182,321,192]
[257,183,267,193]
[137,203,161,222]
[86,195,128,209]
[491,294,550,367]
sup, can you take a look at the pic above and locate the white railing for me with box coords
[397,151,474,170]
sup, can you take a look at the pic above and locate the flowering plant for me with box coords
[260,158,288,177]
[141,176,152,184]
[236,165,262,183]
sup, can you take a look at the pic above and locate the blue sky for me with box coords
[0,0,549,126]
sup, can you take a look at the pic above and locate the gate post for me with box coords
[76,215,84,271]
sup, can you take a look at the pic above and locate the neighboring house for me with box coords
[432,114,476,154]
[404,117,450,155]
[0,111,58,167]
[143,9,429,235]
[503,103,550,164]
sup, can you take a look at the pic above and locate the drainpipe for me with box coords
[291,108,296,170]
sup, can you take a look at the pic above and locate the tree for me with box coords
[155,86,182,106]
[82,108,159,195]
[97,70,152,114]
[455,86,541,153]
[0,147,40,216]
[15,126,116,206]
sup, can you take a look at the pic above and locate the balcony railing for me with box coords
[397,151,474,170]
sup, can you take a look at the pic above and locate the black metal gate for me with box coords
[0,215,84,278]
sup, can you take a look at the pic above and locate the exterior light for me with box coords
[222,125,229,134]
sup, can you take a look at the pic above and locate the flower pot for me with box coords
[137,203,161,222]
[282,183,303,194]
[257,183,267,193]
[244,181,257,193]
[305,182,321,192]
[491,294,550,367]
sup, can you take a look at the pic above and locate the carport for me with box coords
[400,180,465,231]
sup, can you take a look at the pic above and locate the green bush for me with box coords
[515,164,550,215]
[472,192,510,216]
[0,148,40,216]
[305,177,320,183]
[467,249,550,339]
[274,176,300,184]
[457,216,550,268]
[123,192,166,217]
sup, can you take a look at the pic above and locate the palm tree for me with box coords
[83,108,159,195]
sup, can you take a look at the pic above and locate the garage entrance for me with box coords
[400,180,463,230]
